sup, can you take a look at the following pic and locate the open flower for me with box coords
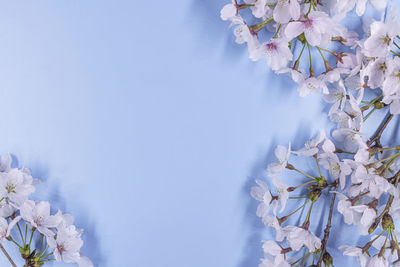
[0,169,35,207]
[285,11,334,46]
[283,226,321,252]
[267,144,291,176]
[20,200,61,237]
[251,179,272,218]
[47,224,84,263]
[250,38,293,72]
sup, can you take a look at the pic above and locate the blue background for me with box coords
[0,1,393,266]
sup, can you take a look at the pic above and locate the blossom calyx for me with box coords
[374,101,385,109]
[382,213,394,230]
[297,33,306,44]
[315,176,327,187]
[323,252,333,266]
[19,245,32,259]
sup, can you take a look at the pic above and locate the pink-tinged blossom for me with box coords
[20,200,61,237]
[47,225,83,263]
[285,11,334,46]
[250,38,293,71]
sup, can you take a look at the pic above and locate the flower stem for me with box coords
[287,164,315,179]
[273,24,281,38]
[16,223,25,246]
[28,228,35,247]
[314,155,322,178]
[279,199,311,224]
[292,252,311,266]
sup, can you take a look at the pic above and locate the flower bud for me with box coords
[286,163,295,170]
[368,220,379,234]
[19,245,30,259]
[382,213,394,230]
[374,101,385,109]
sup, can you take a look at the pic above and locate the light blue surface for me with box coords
[0,1,389,266]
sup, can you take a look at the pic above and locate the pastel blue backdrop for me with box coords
[0,1,393,266]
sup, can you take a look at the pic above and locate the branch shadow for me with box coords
[12,156,105,266]
[237,122,316,267]
[237,140,277,267]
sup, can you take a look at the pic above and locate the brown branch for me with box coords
[0,244,17,267]
[367,113,394,147]
[369,170,400,234]
[316,183,338,267]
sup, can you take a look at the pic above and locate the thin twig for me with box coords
[369,170,400,233]
[367,113,394,147]
[0,244,17,267]
[316,183,338,267]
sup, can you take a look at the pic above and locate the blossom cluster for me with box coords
[0,154,92,267]
[221,0,400,266]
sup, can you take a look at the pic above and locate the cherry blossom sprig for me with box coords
[220,0,400,266]
[0,155,93,267]
[221,0,400,115]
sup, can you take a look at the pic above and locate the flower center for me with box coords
[34,216,43,226]
[395,71,400,80]
[266,42,277,52]
[6,184,15,194]
[379,34,391,45]
[304,18,313,29]
[57,244,66,255]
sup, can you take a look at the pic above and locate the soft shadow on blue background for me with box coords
[0,0,387,266]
